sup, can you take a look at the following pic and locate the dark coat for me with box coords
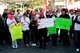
[0,16,4,31]
[2,12,8,19]
[29,20,38,31]
[59,14,70,19]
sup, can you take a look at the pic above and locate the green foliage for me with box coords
[8,3,30,11]
[29,0,44,9]
[7,0,44,11]
[8,4,18,11]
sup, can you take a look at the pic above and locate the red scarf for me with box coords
[8,15,14,20]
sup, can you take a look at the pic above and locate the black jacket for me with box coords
[29,20,38,31]
[46,14,52,18]
[0,16,4,30]
[59,14,70,31]
[59,14,70,19]
[2,12,8,19]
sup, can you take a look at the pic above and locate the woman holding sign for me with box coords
[7,11,18,48]
[38,12,47,49]
[59,8,70,46]
[51,11,58,46]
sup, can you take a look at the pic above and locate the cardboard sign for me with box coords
[47,24,57,34]
[38,18,54,29]
[55,18,70,30]
[10,24,22,41]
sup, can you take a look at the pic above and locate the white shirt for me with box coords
[35,14,40,19]
[52,16,56,21]
[56,12,61,17]
[74,16,80,31]
[7,18,16,31]
[21,17,30,31]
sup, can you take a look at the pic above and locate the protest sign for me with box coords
[10,24,16,41]
[55,18,70,30]
[10,24,22,41]
[47,24,57,34]
[16,24,22,39]
[38,18,54,29]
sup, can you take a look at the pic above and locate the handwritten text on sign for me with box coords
[38,18,54,29]
[55,18,71,30]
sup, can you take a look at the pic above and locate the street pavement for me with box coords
[0,39,79,53]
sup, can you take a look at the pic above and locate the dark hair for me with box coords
[23,12,28,17]
[17,9,20,12]
[61,8,66,14]
[35,9,38,12]
[52,11,55,13]
[12,10,15,12]
[61,8,66,12]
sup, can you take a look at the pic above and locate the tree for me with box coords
[29,0,44,9]
[8,4,18,11]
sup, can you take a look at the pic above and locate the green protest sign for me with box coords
[55,18,70,30]
[10,25,17,42]
[47,24,57,34]
[16,24,22,39]
[10,24,22,42]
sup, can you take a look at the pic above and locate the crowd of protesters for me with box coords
[0,8,80,52]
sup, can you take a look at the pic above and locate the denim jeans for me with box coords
[74,30,80,48]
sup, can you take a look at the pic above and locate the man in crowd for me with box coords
[15,9,22,22]
[0,14,4,51]
[2,9,11,44]
[69,9,75,38]
[59,8,70,46]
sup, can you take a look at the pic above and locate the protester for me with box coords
[49,9,53,18]
[56,8,61,17]
[38,12,47,49]
[69,9,75,38]
[35,9,40,20]
[0,7,80,52]
[72,10,79,45]
[46,11,52,44]
[2,9,10,44]
[12,10,16,16]
[0,14,4,46]
[46,11,51,18]
[29,14,38,46]
[29,11,32,20]
[2,9,8,19]
[51,11,58,46]
[73,9,80,52]
[21,13,30,46]
[26,9,30,14]
[59,8,70,46]
[7,11,18,48]
[15,9,22,22]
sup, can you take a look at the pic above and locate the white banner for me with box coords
[38,18,54,29]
